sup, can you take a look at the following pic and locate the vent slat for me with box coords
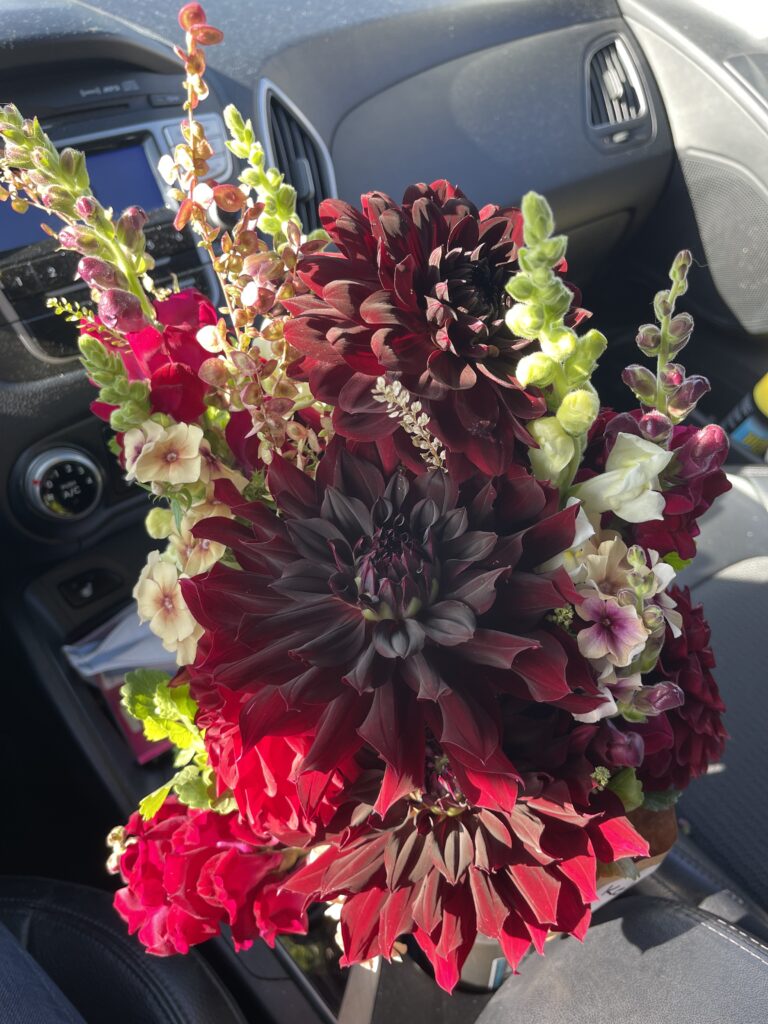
[266,92,333,232]
[588,40,644,128]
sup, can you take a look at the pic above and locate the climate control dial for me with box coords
[25,447,104,521]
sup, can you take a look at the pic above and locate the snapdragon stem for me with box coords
[654,277,685,417]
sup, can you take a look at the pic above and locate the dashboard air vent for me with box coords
[588,39,645,127]
[264,88,334,233]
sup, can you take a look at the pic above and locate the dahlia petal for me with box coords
[321,486,373,540]
[437,688,500,763]
[356,287,410,329]
[400,652,450,700]
[285,518,350,563]
[498,912,533,970]
[439,822,475,885]
[372,619,426,659]
[301,693,369,774]
[456,628,538,669]
[321,834,391,896]
[267,454,320,517]
[448,568,506,614]
[422,600,476,646]
[340,887,390,963]
[588,814,649,862]
[558,854,598,903]
[448,756,519,814]
[468,866,513,939]
[506,864,560,925]
[358,684,425,814]
[412,868,443,935]
[283,315,347,363]
[508,632,573,703]
[379,886,416,957]
[426,349,477,390]
[515,503,580,571]
[239,688,297,748]
[298,254,379,294]
[291,606,366,667]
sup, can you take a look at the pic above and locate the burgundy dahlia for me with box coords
[183,443,606,814]
[287,772,647,992]
[639,586,727,791]
[283,181,586,476]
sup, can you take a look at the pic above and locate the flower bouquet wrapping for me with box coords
[0,4,730,995]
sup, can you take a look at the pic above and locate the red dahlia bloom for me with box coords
[283,181,587,476]
[183,445,606,814]
[639,586,727,791]
[287,778,647,993]
[113,797,306,956]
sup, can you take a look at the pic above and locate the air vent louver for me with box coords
[266,92,333,232]
[588,39,644,127]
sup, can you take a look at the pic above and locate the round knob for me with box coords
[25,447,104,521]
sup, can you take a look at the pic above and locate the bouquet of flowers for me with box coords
[0,4,730,993]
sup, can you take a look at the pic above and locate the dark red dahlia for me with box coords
[183,444,606,814]
[283,181,586,476]
[287,774,647,992]
[639,586,727,791]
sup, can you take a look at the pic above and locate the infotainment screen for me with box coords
[0,142,164,253]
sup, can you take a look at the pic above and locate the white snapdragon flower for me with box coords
[128,422,204,487]
[133,550,201,666]
[572,432,674,523]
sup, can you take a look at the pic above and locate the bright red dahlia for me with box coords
[283,181,586,477]
[287,772,647,993]
[638,587,727,791]
[113,797,307,955]
[182,443,606,814]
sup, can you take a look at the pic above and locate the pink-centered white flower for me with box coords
[576,595,648,668]
[168,500,231,576]
[131,422,204,486]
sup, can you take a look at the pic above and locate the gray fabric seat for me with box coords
[677,466,768,909]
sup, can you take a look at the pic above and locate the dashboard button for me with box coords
[58,567,122,607]
[25,447,104,520]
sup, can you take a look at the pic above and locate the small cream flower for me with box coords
[133,423,204,486]
[133,551,199,664]
[168,499,232,576]
[198,441,249,491]
[124,420,164,480]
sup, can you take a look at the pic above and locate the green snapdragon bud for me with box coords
[556,387,599,436]
[528,416,576,481]
[516,351,558,388]
[521,191,554,246]
[505,302,544,339]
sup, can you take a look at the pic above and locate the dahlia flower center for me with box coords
[353,517,433,617]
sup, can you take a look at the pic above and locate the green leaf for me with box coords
[662,552,692,572]
[139,782,172,820]
[122,669,171,721]
[172,765,212,809]
[608,767,644,813]
[642,789,682,812]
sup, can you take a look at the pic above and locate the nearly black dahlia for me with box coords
[182,443,605,813]
[283,181,587,477]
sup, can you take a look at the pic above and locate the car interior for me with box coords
[1,0,768,1020]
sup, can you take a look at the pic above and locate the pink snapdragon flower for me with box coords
[576,595,648,667]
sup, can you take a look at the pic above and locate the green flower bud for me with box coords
[539,326,577,361]
[670,249,692,282]
[505,273,535,301]
[516,351,558,388]
[563,329,607,385]
[521,191,555,246]
[538,235,568,267]
[145,507,174,539]
[556,387,600,436]
[505,302,543,339]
